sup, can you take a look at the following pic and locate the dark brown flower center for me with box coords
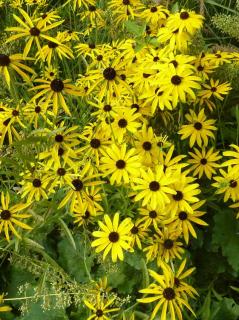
[164,239,174,249]
[151,6,157,12]
[211,87,217,92]
[33,178,42,187]
[30,27,41,36]
[103,67,116,80]
[197,65,204,71]
[142,141,152,151]
[108,231,119,242]
[97,54,103,61]
[55,134,64,142]
[200,158,207,165]
[72,179,83,191]
[174,277,180,287]
[83,210,90,219]
[90,138,101,149]
[88,43,96,48]
[194,122,202,130]
[149,181,160,191]
[180,11,189,19]
[179,211,188,220]
[12,110,19,117]
[3,118,10,126]
[89,5,96,11]
[57,168,66,176]
[143,73,150,78]
[0,209,11,220]
[0,54,11,66]
[131,226,139,234]
[104,104,112,112]
[173,191,183,201]
[131,103,140,112]
[50,79,64,92]
[48,41,58,49]
[171,75,182,85]
[230,180,237,188]
[149,210,157,218]
[118,118,127,128]
[163,287,175,300]
[35,106,41,113]
[123,0,130,4]
[116,159,126,169]
[153,56,159,62]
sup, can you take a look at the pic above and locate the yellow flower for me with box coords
[92,212,133,262]
[222,144,239,168]
[212,167,239,202]
[159,64,201,107]
[137,263,196,320]
[100,143,141,185]
[138,206,166,231]
[157,145,187,173]
[5,8,63,58]
[165,201,208,244]
[132,165,176,210]
[22,100,54,129]
[0,53,35,87]
[178,108,217,147]
[29,77,82,116]
[72,0,95,10]
[167,9,204,35]
[140,5,169,27]
[129,220,148,250]
[188,147,221,179]
[0,192,32,242]
[198,78,232,103]
[167,173,201,216]
[84,293,120,320]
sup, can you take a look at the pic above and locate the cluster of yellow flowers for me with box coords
[0,0,238,319]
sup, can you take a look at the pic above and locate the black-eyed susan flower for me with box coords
[84,292,120,320]
[0,192,32,241]
[22,101,54,129]
[111,108,141,143]
[79,4,105,26]
[132,165,176,210]
[159,64,201,107]
[0,294,12,314]
[0,53,35,87]
[188,147,221,179]
[92,212,133,262]
[138,263,196,320]
[109,0,144,26]
[72,0,95,10]
[212,167,239,202]
[29,77,82,116]
[140,5,169,27]
[129,220,147,250]
[167,9,204,35]
[178,108,217,147]
[36,33,74,64]
[165,201,207,244]
[58,162,103,212]
[138,206,166,231]
[167,174,201,216]
[158,26,191,52]
[100,143,141,185]
[198,78,232,103]
[140,86,173,113]
[5,8,63,58]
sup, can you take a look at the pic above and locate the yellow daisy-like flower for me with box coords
[158,26,191,52]
[167,174,201,216]
[138,206,166,231]
[72,0,95,10]
[0,192,32,242]
[111,108,141,143]
[5,8,63,58]
[100,144,141,185]
[84,293,120,320]
[178,108,217,147]
[188,147,221,179]
[137,264,196,320]
[159,64,201,107]
[129,220,148,250]
[157,145,187,173]
[132,165,176,210]
[91,212,133,262]
[198,78,232,102]
[165,201,207,244]
[0,294,12,313]
[0,53,35,87]
[29,77,82,116]
[140,5,169,27]
[167,9,204,35]
[212,167,239,202]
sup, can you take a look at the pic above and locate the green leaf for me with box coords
[212,209,239,272]
[124,20,146,37]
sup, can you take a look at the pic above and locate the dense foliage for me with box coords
[0,0,239,319]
